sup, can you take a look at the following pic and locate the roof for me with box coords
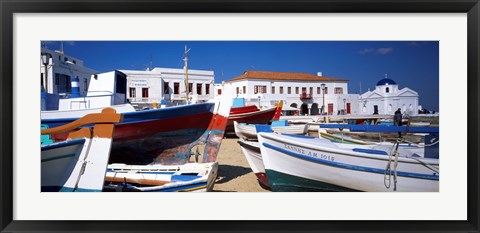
[226,70,349,83]
[376,78,397,86]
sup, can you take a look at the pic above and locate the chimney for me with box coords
[317,72,323,76]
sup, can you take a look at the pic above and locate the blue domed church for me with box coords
[359,75,419,116]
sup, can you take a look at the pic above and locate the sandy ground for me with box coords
[211,137,270,192]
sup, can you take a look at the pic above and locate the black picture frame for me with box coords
[1,0,479,232]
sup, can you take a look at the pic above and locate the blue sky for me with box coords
[43,41,439,111]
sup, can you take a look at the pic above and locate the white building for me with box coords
[120,67,215,107]
[41,48,97,95]
[359,76,419,116]
[55,70,128,111]
[220,71,360,116]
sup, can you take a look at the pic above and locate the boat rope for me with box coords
[397,137,439,148]
[384,138,400,191]
[407,156,439,174]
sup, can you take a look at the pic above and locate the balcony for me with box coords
[300,93,312,100]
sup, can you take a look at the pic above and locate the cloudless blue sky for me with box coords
[43,41,439,111]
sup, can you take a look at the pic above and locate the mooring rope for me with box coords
[384,138,400,191]
[397,137,440,148]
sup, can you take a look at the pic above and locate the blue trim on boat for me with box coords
[352,148,388,155]
[133,181,207,192]
[106,170,176,175]
[254,124,273,133]
[42,102,215,127]
[283,134,315,139]
[319,124,439,133]
[171,174,202,182]
[153,182,207,192]
[262,142,439,181]
[41,138,85,151]
[120,102,214,123]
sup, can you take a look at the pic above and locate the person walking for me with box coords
[394,108,403,137]
[394,108,403,126]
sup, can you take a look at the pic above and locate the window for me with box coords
[295,87,299,94]
[317,87,321,94]
[334,87,343,94]
[324,87,328,94]
[302,87,307,94]
[309,87,313,94]
[188,83,193,93]
[236,87,240,94]
[206,84,210,95]
[83,78,88,92]
[164,82,169,94]
[254,85,267,94]
[197,83,202,95]
[64,57,68,62]
[174,82,180,94]
[55,74,71,93]
[279,86,284,94]
[115,73,126,94]
[243,86,246,94]
[386,87,390,93]
[142,88,149,98]
[217,89,222,95]
[288,87,291,94]
[129,87,136,98]
[272,86,275,94]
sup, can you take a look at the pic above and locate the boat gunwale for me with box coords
[258,132,439,165]
[229,106,277,119]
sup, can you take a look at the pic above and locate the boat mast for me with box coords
[183,45,191,104]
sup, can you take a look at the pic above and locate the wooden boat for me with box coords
[226,103,282,133]
[230,105,259,115]
[41,108,122,192]
[237,139,269,189]
[257,132,439,192]
[103,162,218,192]
[42,99,231,165]
[234,121,307,140]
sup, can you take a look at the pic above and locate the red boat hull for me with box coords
[230,105,259,115]
[226,106,280,132]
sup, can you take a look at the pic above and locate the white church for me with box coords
[359,75,419,116]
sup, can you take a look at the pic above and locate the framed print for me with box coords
[1,0,479,232]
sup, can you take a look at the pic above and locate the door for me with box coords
[373,105,379,114]
[310,103,319,115]
[328,103,334,115]
[346,103,351,114]
[301,103,309,115]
